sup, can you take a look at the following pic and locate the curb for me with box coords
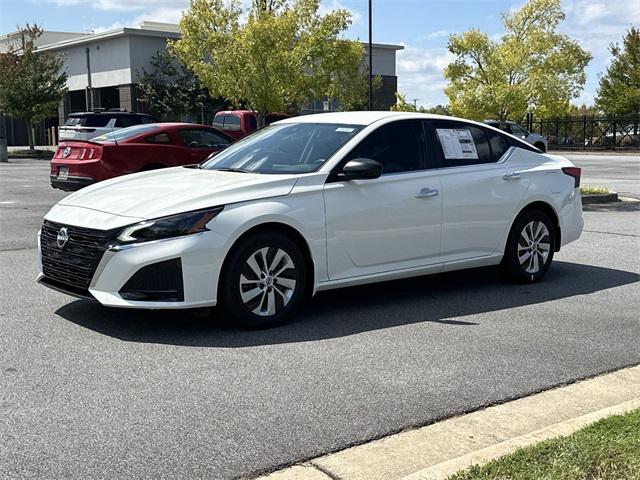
[254,365,640,480]
[581,192,619,204]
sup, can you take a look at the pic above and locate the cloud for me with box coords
[318,0,363,24]
[420,30,450,40]
[396,46,454,108]
[48,0,185,11]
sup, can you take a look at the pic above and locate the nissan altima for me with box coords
[37,112,584,328]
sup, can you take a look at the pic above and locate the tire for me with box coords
[502,209,555,283]
[220,231,307,328]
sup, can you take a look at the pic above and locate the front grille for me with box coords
[40,220,118,295]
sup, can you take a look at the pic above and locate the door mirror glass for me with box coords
[341,158,383,180]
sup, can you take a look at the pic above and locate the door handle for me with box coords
[503,171,522,180]
[415,188,439,199]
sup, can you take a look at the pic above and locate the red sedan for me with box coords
[50,123,235,191]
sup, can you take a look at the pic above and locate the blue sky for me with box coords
[1,0,636,109]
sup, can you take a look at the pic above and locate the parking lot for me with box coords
[1,154,639,479]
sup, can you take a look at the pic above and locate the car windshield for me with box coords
[92,124,158,143]
[201,123,363,174]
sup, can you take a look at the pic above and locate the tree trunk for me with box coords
[27,123,35,151]
[257,111,266,129]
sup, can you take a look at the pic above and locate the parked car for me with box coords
[484,120,548,152]
[38,112,583,328]
[58,110,158,142]
[212,110,289,139]
[50,123,234,191]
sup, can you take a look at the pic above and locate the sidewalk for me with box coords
[255,365,640,480]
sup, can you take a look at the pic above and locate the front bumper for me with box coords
[38,230,230,309]
[50,175,96,191]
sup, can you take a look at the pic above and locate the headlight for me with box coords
[117,207,224,244]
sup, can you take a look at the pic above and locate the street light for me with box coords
[368,0,373,111]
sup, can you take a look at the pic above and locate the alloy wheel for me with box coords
[239,247,297,316]
[517,220,551,274]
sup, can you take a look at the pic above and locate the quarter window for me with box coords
[488,131,511,161]
[344,120,425,174]
[146,132,172,144]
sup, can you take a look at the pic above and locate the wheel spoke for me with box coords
[266,290,276,315]
[246,254,263,279]
[538,242,551,252]
[241,285,263,303]
[240,274,260,286]
[521,225,532,244]
[252,290,268,315]
[275,276,296,289]
[269,248,286,272]
[534,221,544,241]
[531,251,539,272]
[518,250,532,264]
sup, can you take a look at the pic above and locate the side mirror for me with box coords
[340,158,383,180]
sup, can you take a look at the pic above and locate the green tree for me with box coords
[595,27,640,116]
[137,50,220,121]
[390,92,417,112]
[444,0,591,122]
[419,104,450,115]
[0,25,67,150]
[171,0,366,127]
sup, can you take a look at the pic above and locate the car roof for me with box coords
[68,111,154,117]
[276,111,496,128]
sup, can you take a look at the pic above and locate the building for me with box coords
[1,22,403,145]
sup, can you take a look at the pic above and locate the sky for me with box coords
[0,0,637,109]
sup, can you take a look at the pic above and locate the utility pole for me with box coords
[368,0,373,111]
[85,47,93,111]
[411,98,420,109]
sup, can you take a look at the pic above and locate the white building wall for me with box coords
[61,37,133,91]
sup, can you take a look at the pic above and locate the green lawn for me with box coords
[448,409,640,480]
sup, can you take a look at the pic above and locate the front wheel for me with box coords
[502,210,555,283]
[221,231,307,328]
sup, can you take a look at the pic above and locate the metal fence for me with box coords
[525,114,640,151]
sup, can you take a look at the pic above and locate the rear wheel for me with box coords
[503,210,555,283]
[221,231,307,328]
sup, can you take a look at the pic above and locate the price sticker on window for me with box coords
[436,128,479,160]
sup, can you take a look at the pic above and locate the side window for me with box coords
[115,115,136,128]
[224,114,241,131]
[434,123,493,167]
[510,123,527,137]
[199,130,232,148]
[344,120,425,175]
[180,129,231,148]
[213,114,225,129]
[488,130,511,161]
[146,132,172,144]
[140,116,156,124]
[249,114,258,131]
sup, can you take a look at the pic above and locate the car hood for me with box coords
[58,167,299,220]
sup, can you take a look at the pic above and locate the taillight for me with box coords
[562,167,581,188]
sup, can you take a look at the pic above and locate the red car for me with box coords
[212,110,289,139]
[50,123,234,191]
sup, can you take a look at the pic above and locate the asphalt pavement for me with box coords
[1,155,639,480]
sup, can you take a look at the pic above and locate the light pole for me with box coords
[0,110,7,162]
[368,0,373,111]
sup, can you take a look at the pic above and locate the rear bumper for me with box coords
[50,175,96,191]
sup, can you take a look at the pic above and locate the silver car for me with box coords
[484,120,548,152]
[58,111,157,142]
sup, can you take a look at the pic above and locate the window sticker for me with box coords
[335,127,355,133]
[436,128,479,160]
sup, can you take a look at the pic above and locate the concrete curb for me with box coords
[254,365,640,480]
[581,192,619,204]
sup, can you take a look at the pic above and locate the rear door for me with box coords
[427,120,530,263]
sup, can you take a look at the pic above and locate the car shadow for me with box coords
[55,261,639,348]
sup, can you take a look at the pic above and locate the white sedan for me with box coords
[38,112,584,328]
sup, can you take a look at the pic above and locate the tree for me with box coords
[419,104,450,115]
[444,0,591,122]
[595,27,640,116]
[390,92,416,112]
[137,51,208,121]
[171,0,366,127]
[0,25,67,150]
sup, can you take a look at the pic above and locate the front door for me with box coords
[323,119,442,280]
